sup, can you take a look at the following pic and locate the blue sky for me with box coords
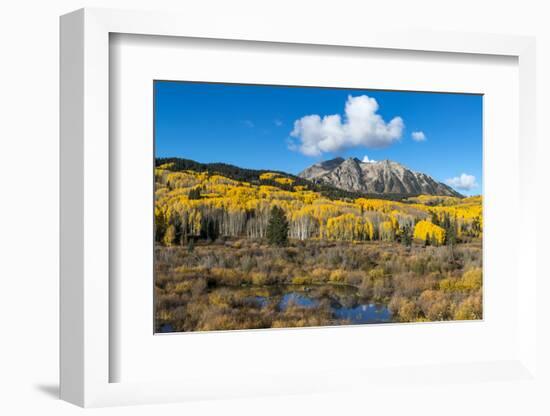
[155,81,482,196]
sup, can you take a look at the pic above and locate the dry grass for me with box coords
[155,238,482,332]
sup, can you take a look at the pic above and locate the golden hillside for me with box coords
[155,163,482,246]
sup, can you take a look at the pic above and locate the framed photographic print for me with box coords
[60,8,540,409]
[153,81,483,334]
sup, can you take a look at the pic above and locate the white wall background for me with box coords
[0,1,548,415]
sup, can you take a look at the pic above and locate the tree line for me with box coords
[154,164,482,248]
[156,157,434,202]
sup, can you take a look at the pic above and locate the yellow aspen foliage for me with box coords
[259,172,278,180]
[274,177,294,185]
[157,162,175,170]
[362,218,375,240]
[163,224,177,246]
[405,195,462,206]
[326,214,372,241]
[379,220,395,241]
[413,220,446,245]
[356,198,395,213]
[155,162,482,245]
[189,210,202,235]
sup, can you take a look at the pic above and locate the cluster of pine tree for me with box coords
[431,211,457,246]
[188,187,202,200]
[266,206,289,246]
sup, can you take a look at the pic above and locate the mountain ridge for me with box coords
[156,157,463,200]
[299,157,463,198]
[156,157,372,201]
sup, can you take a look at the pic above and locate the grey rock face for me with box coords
[298,157,462,197]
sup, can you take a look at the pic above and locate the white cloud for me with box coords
[445,173,478,191]
[411,131,426,142]
[285,137,298,151]
[274,119,283,127]
[242,120,254,128]
[289,95,404,156]
[362,155,377,164]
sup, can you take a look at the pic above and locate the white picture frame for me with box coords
[60,7,538,408]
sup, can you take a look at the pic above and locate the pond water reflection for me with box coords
[266,286,392,325]
[158,284,393,333]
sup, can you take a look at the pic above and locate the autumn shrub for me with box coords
[208,290,233,307]
[358,267,392,300]
[327,249,344,267]
[157,292,182,310]
[389,296,420,322]
[410,256,428,275]
[439,267,482,292]
[372,278,392,300]
[368,267,385,280]
[344,270,365,286]
[250,271,270,285]
[173,265,204,279]
[461,267,482,290]
[358,277,373,298]
[460,245,483,270]
[398,300,419,322]
[282,247,300,260]
[239,254,257,274]
[171,280,194,295]
[200,253,219,269]
[392,272,437,298]
[191,278,207,297]
[329,269,347,283]
[155,237,483,331]
[453,291,482,320]
[310,267,331,282]
[418,290,451,321]
[156,309,175,323]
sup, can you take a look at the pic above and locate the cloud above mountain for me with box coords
[288,95,404,156]
[445,173,478,191]
[411,131,426,142]
[362,155,377,164]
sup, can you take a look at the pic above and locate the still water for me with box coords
[271,289,392,324]
[159,284,392,333]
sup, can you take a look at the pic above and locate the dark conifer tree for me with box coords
[400,224,413,247]
[188,187,202,200]
[266,206,289,246]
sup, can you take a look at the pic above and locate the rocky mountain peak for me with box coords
[298,157,462,197]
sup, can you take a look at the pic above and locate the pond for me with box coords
[157,284,392,333]
[262,286,392,325]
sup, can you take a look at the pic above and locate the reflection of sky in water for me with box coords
[272,291,392,325]
[159,323,174,333]
[158,288,393,333]
[279,293,318,309]
[333,303,392,324]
